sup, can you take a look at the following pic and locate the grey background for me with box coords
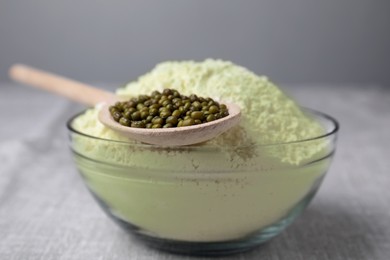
[0,0,389,86]
[1,1,390,259]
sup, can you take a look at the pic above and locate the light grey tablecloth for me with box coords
[0,84,389,260]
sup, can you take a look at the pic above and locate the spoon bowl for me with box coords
[98,102,241,146]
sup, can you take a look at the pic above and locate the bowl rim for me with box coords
[66,107,339,148]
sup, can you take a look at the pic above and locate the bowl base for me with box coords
[92,188,318,256]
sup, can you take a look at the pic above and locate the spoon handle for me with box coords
[9,64,116,107]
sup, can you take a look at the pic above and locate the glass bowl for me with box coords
[67,108,338,256]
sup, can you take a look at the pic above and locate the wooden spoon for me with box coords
[9,64,241,146]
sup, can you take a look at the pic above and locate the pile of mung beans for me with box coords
[109,89,229,128]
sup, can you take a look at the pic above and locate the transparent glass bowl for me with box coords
[67,109,338,256]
